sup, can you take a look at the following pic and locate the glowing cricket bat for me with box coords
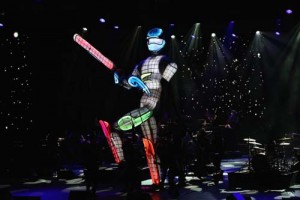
[73,33,150,96]
[73,33,115,71]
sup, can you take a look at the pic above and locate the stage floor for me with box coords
[2,154,300,200]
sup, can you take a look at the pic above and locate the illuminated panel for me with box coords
[117,110,153,131]
[99,120,121,164]
[143,138,160,185]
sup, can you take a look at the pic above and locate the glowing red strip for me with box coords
[143,138,160,185]
[73,34,115,70]
[99,120,121,164]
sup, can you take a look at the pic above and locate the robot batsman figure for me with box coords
[74,27,177,186]
[100,27,177,186]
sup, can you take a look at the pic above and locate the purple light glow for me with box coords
[286,9,293,14]
[0,23,3,27]
[275,32,280,36]
[99,18,106,23]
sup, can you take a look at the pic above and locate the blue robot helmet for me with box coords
[147,27,166,53]
[147,27,164,38]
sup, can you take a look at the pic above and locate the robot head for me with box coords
[147,27,166,53]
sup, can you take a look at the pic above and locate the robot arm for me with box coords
[113,69,131,90]
[162,62,178,82]
[114,69,150,95]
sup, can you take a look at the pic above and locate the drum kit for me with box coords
[243,134,299,173]
[243,137,265,171]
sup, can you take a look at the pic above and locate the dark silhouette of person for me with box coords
[211,121,225,183]
[82,132,100,196]
[120,132,152,200]
[123,133,142,194]
[223,109,240,152]
[156,121,186,198]
[194,128,211,178]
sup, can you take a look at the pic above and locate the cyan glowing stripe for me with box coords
[128,75,150,96]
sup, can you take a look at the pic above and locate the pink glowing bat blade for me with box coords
[73,33,115,71]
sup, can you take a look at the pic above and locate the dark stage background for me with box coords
[0,0,300,175]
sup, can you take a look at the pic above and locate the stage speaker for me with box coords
[68,191,91,200]
[13,196,41,200]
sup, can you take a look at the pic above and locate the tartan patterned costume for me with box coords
[100,28,177,186]
[100,54,177,185]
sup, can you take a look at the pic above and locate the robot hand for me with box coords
[128,75,150,96]
[113,69,131,90]
[113,69,123,85]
